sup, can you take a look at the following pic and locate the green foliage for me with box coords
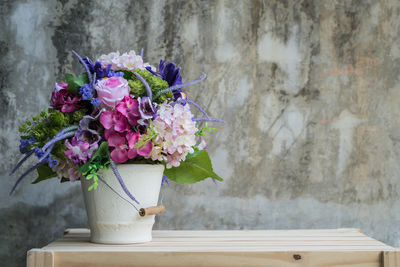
[163,149,223,184]
[196,122,219,137]
[32,165,57,184]
[123,70,172,103]
[134,120,157,149]
[65,73,89,94]
[78,141,110,191]
[19,108,86,159]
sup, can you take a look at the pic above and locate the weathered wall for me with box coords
[1,0,400,266]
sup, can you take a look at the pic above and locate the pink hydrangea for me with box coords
[98,50,156,71]
[107,130,152,163]
[95,76,130,109]
[52,158,82,182]
[150,102,198,168]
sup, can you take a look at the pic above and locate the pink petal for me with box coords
[104,129,115,139]
[108,133,126,147]
[99,111,113,129]
[111,148,128,163]
[127,148,138,159]
[137,141,152,156]
[113,112,130,132]
[61,104,75,113]
[126,131,140,149]
[127,113,139,126]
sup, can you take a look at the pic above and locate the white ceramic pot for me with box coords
[81,164,164,244]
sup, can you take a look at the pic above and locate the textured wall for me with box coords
[1,0,400,266]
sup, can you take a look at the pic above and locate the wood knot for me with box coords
[293,254,302,260]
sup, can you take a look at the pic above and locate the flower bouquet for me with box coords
[10,49,223,243]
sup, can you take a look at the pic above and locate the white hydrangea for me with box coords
[98,50,156,71]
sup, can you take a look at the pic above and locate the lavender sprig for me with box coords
[134,72,152,100]
[41,131,75,152]
[109,157,140,205]
[162,175,170,187]
[38,143,55,163]
[72,50,93,84]
[178,99,225,124]
[140,48,144,58]
[154,74,206,99]
[9,150,35,175]
[192,117,225,123]
[9,161,45,195]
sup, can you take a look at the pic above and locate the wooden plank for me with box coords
[27,249,54,267]
[382,251,400,267]
[53,251,382,267]
[27,229,397,267]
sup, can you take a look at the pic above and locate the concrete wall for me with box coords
[1,0,400,265]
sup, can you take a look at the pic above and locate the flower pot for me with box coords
[81,164,164,244]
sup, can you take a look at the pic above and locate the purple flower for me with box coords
[138,97,156,125]
[79,84,93,100]
[159,60,182,86]
[91,98,101,106]
[147,60,184,100]
[83,57,123,80]
[64,135,99,164]
[19,136,35,154]
[51,85,82,113]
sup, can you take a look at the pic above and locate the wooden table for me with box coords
[27,228,399,267]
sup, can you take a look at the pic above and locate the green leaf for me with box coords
[92,141,109,161]
[164,150,223,184]
[78,162,91,174]
[32,165,57,184]
[65,73,89,94]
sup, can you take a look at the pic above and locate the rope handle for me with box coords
[139,205,166,217]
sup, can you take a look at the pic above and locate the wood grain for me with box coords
[27,229,399,267]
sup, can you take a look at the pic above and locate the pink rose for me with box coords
[95,77,130,109]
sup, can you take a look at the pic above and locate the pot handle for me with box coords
[139,205,166,217]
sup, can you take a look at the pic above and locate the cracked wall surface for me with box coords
[1,0,400,266]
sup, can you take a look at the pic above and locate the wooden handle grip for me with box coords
[139,205,166,217]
